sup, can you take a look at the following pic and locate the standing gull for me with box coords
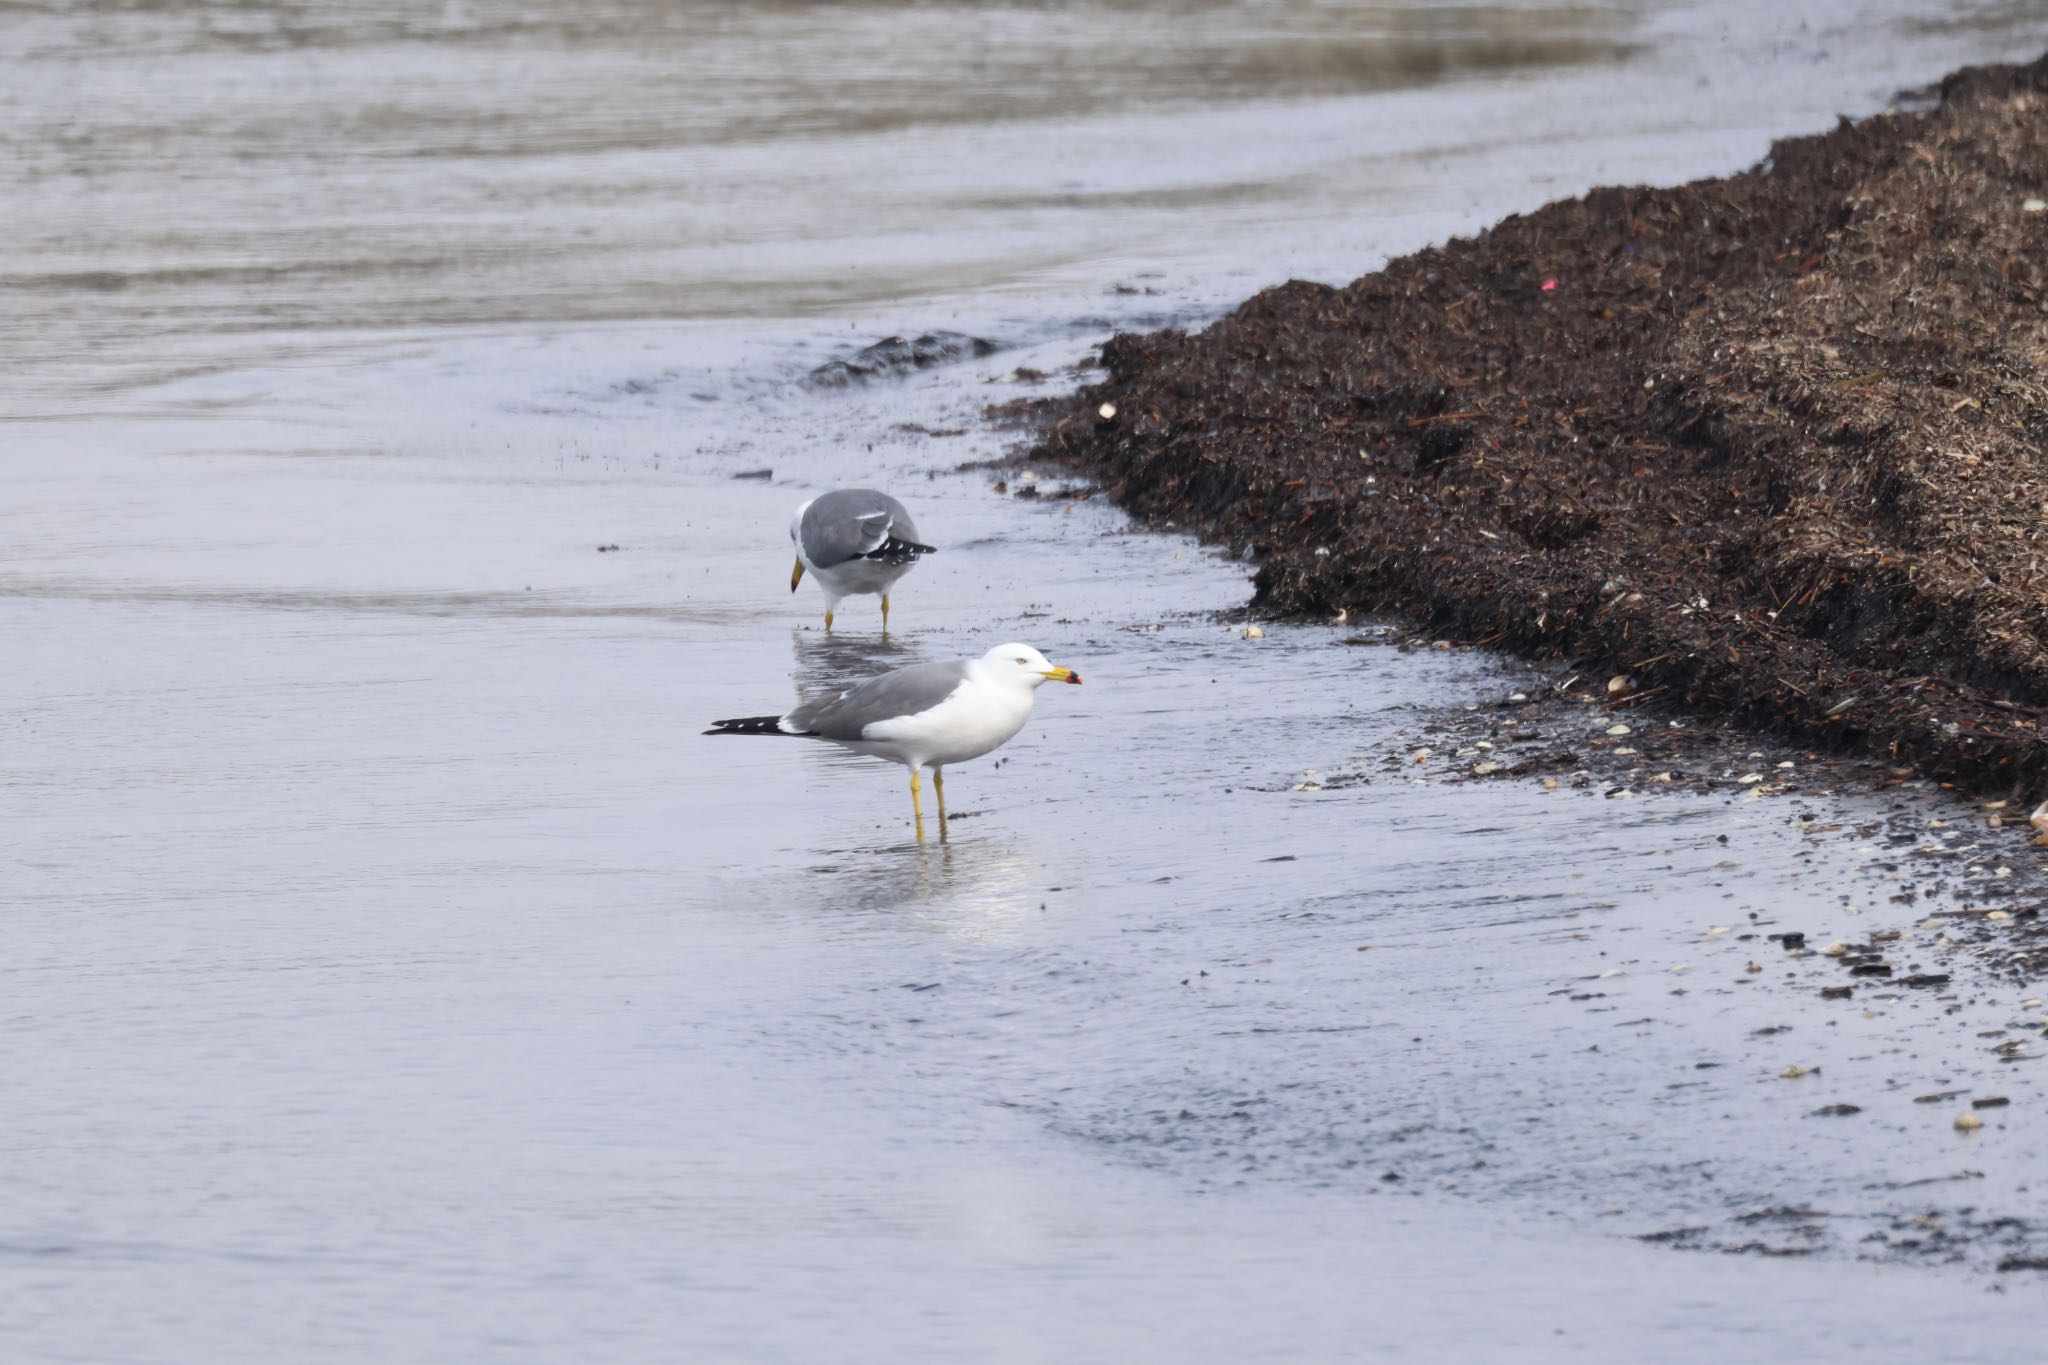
[788,489,934,632]
[707,643,1082,840]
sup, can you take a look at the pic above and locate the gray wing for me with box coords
[785,660,969,741]
[798,489,927,567]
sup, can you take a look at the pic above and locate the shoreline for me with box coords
[1030,53,2048,808]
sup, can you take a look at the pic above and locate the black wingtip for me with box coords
[706,715,788,736]
[861,536,936,566]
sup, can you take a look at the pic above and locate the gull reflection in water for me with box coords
[788,628,926,701]
[801,831,1050,944]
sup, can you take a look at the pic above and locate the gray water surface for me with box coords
[12,0,2048,408]
[9,3,2048,1361]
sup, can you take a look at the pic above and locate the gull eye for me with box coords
[1014,656,1028,665]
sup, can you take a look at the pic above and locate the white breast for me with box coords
[863,673,1034,767]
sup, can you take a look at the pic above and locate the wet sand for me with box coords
[8,3,2048,1361]
[12,323,2048,1360]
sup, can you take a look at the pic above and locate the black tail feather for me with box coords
[860,536,936,567]
[705,715,796,737]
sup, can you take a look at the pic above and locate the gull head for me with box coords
[982,642,1082,688]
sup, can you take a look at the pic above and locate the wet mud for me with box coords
[1034,53,2048,812]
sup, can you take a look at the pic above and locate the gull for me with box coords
[789,489,935,632]
[707,643,1082,840]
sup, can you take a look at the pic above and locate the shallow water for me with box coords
[9,2,2048,1361]
[12,0,2048,410]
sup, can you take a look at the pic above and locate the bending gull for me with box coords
[788,488,934,632]
[707,642,1082,840]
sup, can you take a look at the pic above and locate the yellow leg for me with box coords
[823,608,834,632]
[909,768,925,843]
[933,767,947,833]
[881,594,891,634]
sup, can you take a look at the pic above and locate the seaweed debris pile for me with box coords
[1036,55,2048,798]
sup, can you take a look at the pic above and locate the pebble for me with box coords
[1821,940,1849,957]
[1097,402,1118,419]
[1606,724,1631,736]
[1780,1065,1810,1079]
[1242,624,1264,639]
[1955,1112,1984,1132]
